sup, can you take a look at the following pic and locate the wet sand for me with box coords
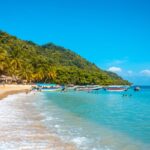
[0,84,31,100]
[0,90,77,149]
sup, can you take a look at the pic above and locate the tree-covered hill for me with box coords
[0,31,130,85]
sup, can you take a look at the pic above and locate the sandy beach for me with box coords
[0,85,77,150]
[0,84,32,100]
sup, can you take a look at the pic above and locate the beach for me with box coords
[0,86,149,150]
[0,84,32,100]
[0,85,77,150]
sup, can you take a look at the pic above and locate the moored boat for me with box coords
[40,86,62,92]
[105,86,128,92]
[34,83,62,92]
[134,86,140,91]
[75,85,102,91]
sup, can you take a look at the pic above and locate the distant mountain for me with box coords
[0,31,130,85]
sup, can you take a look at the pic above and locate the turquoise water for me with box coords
[34,87,150,150]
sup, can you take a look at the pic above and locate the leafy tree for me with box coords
[0,31,131,85]
[0,47,8,74]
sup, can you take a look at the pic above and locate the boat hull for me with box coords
[41,88,61,92]
[106,89,126,92]
[105,87,127,92]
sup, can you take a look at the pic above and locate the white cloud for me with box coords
[140,69,150,76]
[108,67,122,73]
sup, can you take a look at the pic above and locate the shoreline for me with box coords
[0,89,29,100]
[0,84,31,100]
[0,85,77,149]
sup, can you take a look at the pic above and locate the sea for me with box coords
[1,86,150,150]
[32,86,150,150]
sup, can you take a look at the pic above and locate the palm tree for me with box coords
[10,58,22,70]
[33,67,45,82]
[44,66,56,83]
[19,64,33,83]
[0,48,8,74]
[0,47,7,60]
[7,57,23,79]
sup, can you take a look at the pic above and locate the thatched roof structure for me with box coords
[22,80,27,83]
[0,75,7,78]
[0,75,12,81]
[0,75,19,82]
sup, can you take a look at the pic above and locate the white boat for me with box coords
[35,84,62,92]
[66,85,78,90]
[40,87,62,92]
[75,85,102,91]
[105,86,128,92]
[134,86,140,91]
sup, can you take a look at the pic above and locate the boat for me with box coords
[75,85,102,91]
[66,84,78,90]
[34,83,62,92]
[40,86,62,92]
[134,86,140,91]
[105,86,128,92]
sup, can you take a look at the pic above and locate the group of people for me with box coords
[122,94,132,97]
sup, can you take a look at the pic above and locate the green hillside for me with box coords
[0,31,130,85]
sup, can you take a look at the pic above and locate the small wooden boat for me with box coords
[40,87,62,92]
[75,85,102,91]
[34,84,62,92]
[105,86,128,92]
[134,86,140,91]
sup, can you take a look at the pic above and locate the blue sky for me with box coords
[0,0,150,84]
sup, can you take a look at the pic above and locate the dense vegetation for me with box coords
[0,31,130,85]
